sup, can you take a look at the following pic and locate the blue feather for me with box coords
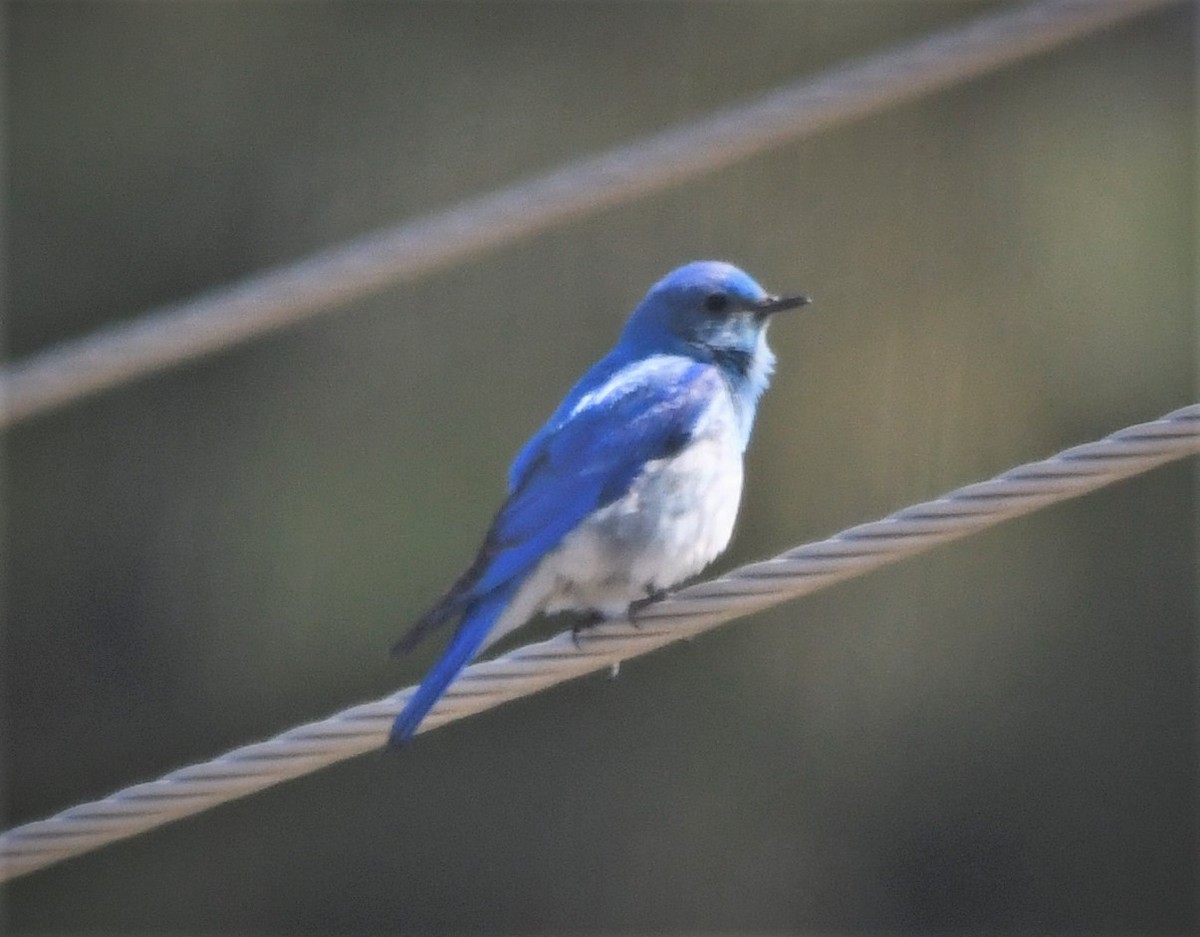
[389,586,515,745]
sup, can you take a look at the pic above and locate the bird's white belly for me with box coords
[483,400,744,649]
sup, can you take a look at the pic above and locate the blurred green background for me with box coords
[4,1,1196,932]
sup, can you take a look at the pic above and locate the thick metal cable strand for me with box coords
[0,0,1172,428]
[1,403,1195,881]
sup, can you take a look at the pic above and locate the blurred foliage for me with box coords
[4,1,1196,933]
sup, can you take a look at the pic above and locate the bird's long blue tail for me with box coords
[388,589,511,746]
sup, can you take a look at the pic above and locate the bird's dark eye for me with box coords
[704,292,730,314]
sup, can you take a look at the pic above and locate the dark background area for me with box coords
[3,2,1196,933]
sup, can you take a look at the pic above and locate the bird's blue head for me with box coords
[619,261,810,395]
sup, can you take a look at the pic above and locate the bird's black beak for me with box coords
[755,293,811,317]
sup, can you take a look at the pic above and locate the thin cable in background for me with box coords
[0,0,1172,428]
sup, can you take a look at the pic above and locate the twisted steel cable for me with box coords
[2,402,1196,881]
[0,0,1172,428]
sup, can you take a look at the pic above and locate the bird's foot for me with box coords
[628,588,670,620]
[569,590,670,649]
[570,610,606,650]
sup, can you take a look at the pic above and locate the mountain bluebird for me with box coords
[390,261,809,745]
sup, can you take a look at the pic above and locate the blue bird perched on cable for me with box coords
[390,261,810,745]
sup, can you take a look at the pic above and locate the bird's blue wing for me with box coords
[474,366,710,593]
[392,358,722,654]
